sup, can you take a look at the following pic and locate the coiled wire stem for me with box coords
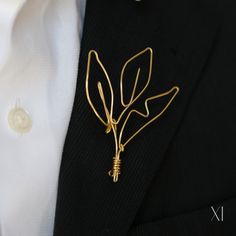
[108,144,124,182]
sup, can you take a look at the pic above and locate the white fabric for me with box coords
[0,0,86,235]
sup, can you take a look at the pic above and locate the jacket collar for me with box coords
[53,1,220,235]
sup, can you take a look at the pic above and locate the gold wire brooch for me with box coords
[85,47,180,183]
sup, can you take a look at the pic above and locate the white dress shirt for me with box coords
[0,0,86,235]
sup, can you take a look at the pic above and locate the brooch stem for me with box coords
[107,117,124,183]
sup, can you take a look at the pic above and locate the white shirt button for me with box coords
[8,108,32,133]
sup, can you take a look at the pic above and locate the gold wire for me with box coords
[85,48,180,182]
[85,50,114,126]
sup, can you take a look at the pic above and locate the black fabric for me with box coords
[53,0,236,235]
[130,198,236,235]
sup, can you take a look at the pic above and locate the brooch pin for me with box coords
[85,47,179,183]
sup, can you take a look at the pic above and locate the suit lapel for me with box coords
[53,1,219,235]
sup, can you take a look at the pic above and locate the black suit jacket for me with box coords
[53,0,236,235]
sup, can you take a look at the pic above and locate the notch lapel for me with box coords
[53,1,220,235]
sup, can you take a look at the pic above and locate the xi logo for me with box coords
[211,206,224,222]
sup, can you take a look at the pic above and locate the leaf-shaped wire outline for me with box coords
[85,50,114,128]
[116,47,153,123]
[120,47,153,107]
[118,86,180,148]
